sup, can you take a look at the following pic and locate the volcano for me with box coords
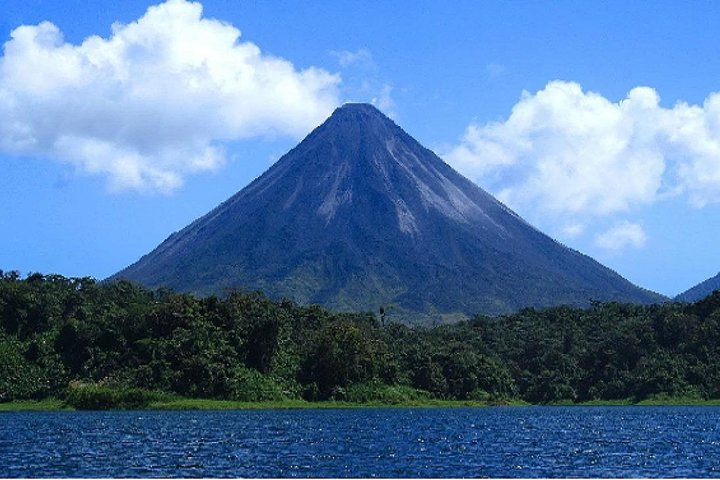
[112,103,662,322]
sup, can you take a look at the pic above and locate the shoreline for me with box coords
[3,397,720,412]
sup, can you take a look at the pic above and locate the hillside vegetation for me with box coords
[676,271,720,303]
[1,270,719,408]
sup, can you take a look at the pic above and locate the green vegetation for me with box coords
[635,395,720,406]
[0,395,527,412]
[64,383,173,410]
[6,395,720,412]
[0,398,69,411]
[1,271,720,410]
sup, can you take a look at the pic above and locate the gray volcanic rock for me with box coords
[675,272,720,303]
[111,103,663,322]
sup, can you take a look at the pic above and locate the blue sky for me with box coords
[1,0,719,297]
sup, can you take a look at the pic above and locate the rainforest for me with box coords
[2,270,720,410]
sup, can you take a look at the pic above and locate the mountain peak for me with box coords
[334,102,385,117]
[292,102,407,171]
[315,102,398,139]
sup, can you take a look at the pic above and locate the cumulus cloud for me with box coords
[0,0,340,192]
[594,221,647,251]
[443,81,720,223]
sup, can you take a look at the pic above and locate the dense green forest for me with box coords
[2,270,720,408]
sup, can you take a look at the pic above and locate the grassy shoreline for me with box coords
[0,399,72,412]
[3,397,720,412]
[0,398,524,412]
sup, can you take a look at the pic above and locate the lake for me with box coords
[1,406,720,477]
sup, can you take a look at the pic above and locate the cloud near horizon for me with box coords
[0,0,340,193]
[443,80,720,250]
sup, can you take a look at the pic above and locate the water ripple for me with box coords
[1,407,720,477]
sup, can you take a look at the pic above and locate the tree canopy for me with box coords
[1,270,719,405]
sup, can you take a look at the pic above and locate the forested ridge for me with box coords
[2,270,720,408]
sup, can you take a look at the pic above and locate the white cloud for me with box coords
[561,223,585,239]
[594,221,647,251]
[0,0,340,193]
[330,48,375,69]
[329,48,395,118]
[443,81,720,223]
[371,84,396,119]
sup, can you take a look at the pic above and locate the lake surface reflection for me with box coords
[2,406,720,477]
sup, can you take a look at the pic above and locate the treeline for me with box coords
[1,270,720,406]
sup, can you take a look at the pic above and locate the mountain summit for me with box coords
[112,103,662,321]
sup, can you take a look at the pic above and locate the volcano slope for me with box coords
[112,103,663,322]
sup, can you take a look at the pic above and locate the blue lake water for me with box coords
[1,406,720,477]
